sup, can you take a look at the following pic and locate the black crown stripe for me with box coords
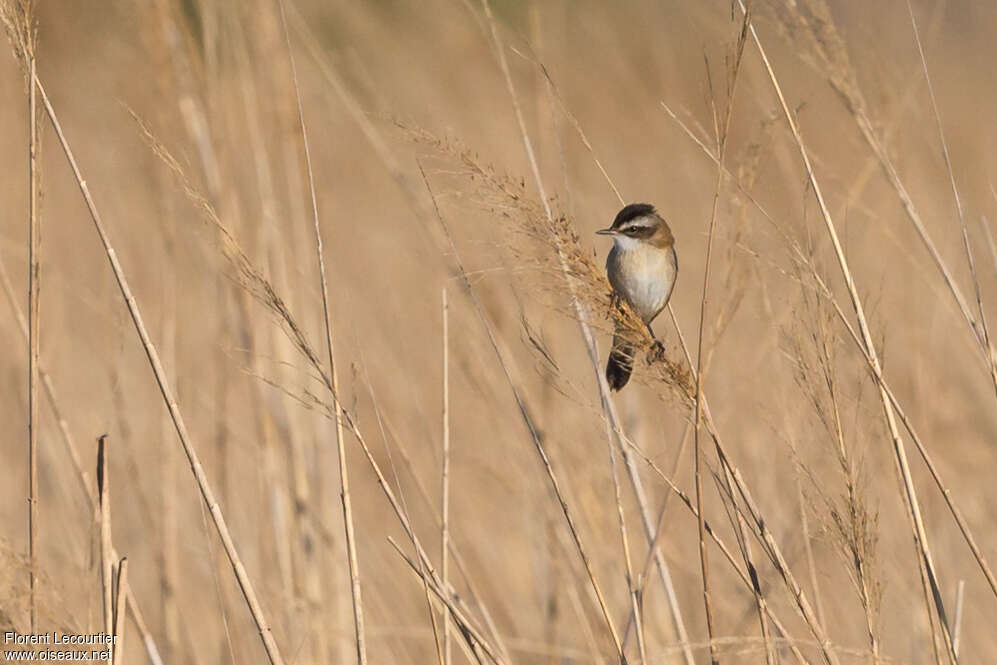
[612,203,656,229]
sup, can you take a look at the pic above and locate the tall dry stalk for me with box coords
[112,558,129,665]
[3,0,42,632]
[387,539,505,665]
[475,7,715,665]
[377,409,513,663]
[953,580,965,657]
[441,287,453,665]
[0,256,162,664]
[692,16,751,662]
[543,50,699,665]
[663,38,997,617]
[790,280,881,663]
[786,0,994,391]
[0,257,89,506]
[421,161,618,661]
[522,17,797,665]
[737,3,959,661]
[35,76,287,665]
[140,98,508,665]
[97,435,114,641]
[26,32,39,641]
[604,427,647,665]
[477,2,627,659]
[613,420,813,665]
[905,0,997,399]
[472,45,837,664]
[274,1,368,662]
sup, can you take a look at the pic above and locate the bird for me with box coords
[596,203,678,391]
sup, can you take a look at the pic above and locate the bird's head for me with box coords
[596,203,674,249]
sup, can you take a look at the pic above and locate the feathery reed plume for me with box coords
[419,159,620,662]
[666,15,997,648]
[507,15,837,662]
[736,2,956,659]
[432,168,689,662]
[136,110,512,665]
[789,277,882,662]
[776,0,996,388]
[401,125,691,399]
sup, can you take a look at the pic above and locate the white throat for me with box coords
[612,234,644,251]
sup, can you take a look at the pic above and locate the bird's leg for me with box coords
[609,291,622,314]
[645,323,666,363]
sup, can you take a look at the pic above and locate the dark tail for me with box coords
[606,332,635,391]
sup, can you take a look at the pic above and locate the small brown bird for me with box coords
[596,203,678,390]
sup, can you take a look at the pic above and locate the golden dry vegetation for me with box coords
[2,1,997,664]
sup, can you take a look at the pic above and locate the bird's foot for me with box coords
[646,340,666,364]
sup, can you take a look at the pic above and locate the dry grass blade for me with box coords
[3,0,42,632]
[441,287,453,665]
[738,2,957,660]
[510,49,697,665]
[0,257,91,506]
[692,15,751,663]
[26,34,39,640]
[475,9,708,664]
[605,422,647,665]
[521,27,832,662]
[666,35,997,613]
[112,557,129,665]
[35,76,287,665]
[387,538,504,665]
[953,580,965,657]
[375,410,513,662]
[904,0,997,399]
[666,326,837,665]
[324,383,509,665]
[789,283,880,662]
[352,416,507,665]
[702,26,774,658]
[805,263,997,605]
[618,429,812,665]
[127,586,164,665]
[138,95,508,665]
[420,161,624,661]
[787,0,988,380]
[98,435,114,642]
[357,360,447,665]
[0,257,162,664]
[275,1,368,662]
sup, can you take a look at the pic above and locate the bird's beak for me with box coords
[595,228,616,236]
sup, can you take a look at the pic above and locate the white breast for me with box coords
[607,240,677,323]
